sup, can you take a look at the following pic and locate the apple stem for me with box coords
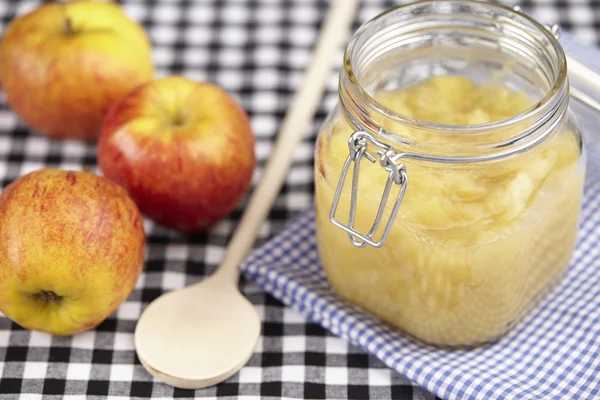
[65,16,74,35]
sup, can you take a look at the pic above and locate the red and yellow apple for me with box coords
[98,76,256,233]
[0,169,146,336]
[0,0,154,140]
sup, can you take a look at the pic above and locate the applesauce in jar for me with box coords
[314,1,585,347]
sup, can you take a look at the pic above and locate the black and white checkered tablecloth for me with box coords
[0,0,598,399]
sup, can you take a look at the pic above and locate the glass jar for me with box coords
[314,0,586,347]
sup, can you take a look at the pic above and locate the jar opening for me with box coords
[340,0,568,157]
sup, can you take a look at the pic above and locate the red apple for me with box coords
[0,1,154,140]
[97,76,256,233]
[0,169,146,335]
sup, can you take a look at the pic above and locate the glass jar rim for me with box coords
[342,0,568,135]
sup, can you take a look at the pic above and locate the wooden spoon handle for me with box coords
[214,0,360,283]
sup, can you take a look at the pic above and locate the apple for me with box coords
[97,76,256,233]
[0,169,146,336]
[0,1,154,140]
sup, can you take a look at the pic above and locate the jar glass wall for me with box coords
[314,0,585,347]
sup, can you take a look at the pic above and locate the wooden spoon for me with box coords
[134,0,359,389]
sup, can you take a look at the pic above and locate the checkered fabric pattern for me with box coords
[242,156,600,400]
[0,0,599,399]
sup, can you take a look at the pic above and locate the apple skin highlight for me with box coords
[98,76,256,233]
[0,169,146,336]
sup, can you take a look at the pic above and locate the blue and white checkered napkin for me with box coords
[240,31,600,400]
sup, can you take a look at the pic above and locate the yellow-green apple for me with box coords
[97,76,256,233]
[0,169,146,336]
[0,0,154,140]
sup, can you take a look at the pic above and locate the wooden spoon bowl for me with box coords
[135,276,260,389]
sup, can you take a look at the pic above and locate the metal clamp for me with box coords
[329,131,408,248]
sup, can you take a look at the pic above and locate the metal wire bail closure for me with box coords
[329,131,408,248]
